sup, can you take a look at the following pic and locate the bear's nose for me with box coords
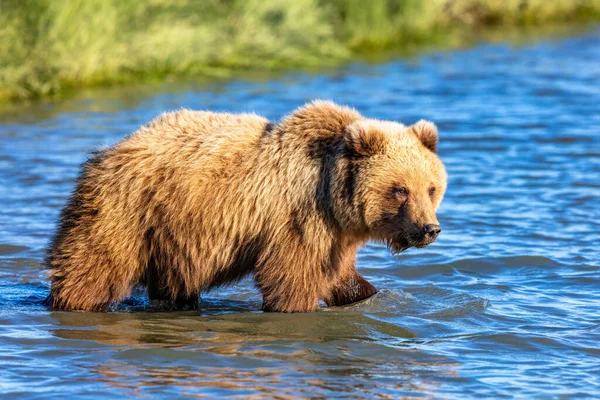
[423,224,441,238]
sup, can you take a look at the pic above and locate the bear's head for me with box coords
[336,117,447,253]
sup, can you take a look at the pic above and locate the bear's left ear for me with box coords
[409,120,438,153]
[344,121,387,156]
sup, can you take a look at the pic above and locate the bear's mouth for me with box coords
[387,237,411,254]
[387,236,435,254]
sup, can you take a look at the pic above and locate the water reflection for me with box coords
[47,302,454,397]
[50,299,418,347]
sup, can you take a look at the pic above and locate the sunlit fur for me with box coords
[46,100,447,312]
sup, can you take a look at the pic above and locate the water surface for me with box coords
[1,28,599,398]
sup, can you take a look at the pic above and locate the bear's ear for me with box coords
[409,120,438,153]
[344,121,387,156]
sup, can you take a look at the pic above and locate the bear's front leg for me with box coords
[255,251,321,312]
[325,270,377,307]
[259,281,320,313]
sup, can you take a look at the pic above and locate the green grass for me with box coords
[1,0,599,103]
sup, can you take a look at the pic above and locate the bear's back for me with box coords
[126,109,269,160]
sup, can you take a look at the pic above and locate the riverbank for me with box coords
[1,0,599,104]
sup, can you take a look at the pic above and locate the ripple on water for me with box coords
[329,288,489,319]
[0,244,30,256]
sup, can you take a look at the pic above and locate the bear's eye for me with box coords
[429,187,436,197]
[393,187,408,197]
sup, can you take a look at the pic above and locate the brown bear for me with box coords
[46,100,447,312]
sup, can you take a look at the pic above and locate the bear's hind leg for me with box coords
[147,283,199,310]
[145,259,199,310]
[49,258,140,311]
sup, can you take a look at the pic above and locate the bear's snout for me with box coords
[416,223,441,246]
[423,224,441,239]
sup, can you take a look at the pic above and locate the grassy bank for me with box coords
[1,0,599,103]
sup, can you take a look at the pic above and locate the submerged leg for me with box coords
[259,275,320,312]
[256,250,321,313]
[146,257,199,310]
[49,259,140,311]
[147,281,199,310]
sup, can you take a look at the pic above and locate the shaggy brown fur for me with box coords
[47,100,447,312]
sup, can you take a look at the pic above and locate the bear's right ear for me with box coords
[408,120,438,153]
[344,121,387,157]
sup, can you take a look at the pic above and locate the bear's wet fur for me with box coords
[47,101,447,312]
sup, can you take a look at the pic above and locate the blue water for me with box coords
[1,28,599,398]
